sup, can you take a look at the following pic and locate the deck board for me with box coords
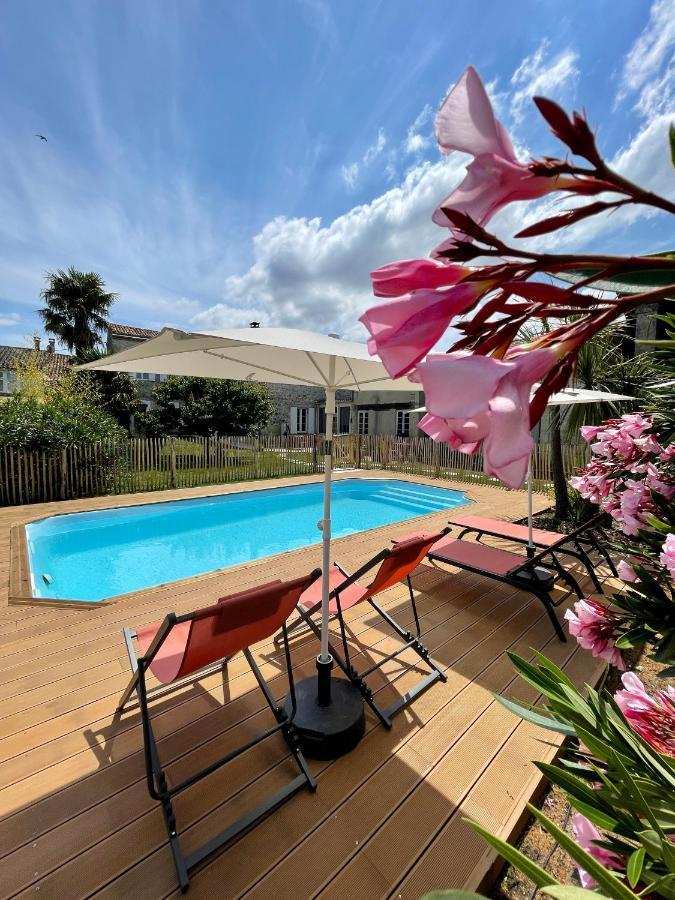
[0,472,608,898]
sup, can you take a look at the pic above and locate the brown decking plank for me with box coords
[116,598,554,900]
[0,575,521,889]
[0,571,492,824]
[388,649,606,899]
[0,575,470,768]
[244,620,574,900]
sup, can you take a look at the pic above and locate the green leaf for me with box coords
[637,829,662,858]
[615,628,652,650]
[541,887,600,900]
[527,804,637,900]
[465,819,559,889]
[495,696,576,735]
[663,838,675,874]
[627,847,646,888]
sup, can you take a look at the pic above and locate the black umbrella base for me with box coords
[284,675,365,760]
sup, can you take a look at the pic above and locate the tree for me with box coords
[137,376,273,437]
[77,348,139,429]
[0,352,125,450]
[39,267,117,356]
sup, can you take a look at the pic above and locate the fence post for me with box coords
[170,437,177,488]
[355,434,361,469]
[312,435,318,473]
[60,447,67,499]
[433,440,441,478]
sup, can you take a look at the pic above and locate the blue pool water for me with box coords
[26,478,470,602]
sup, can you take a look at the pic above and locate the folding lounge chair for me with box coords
[282,530,451,728]
[118,569,321,893]
[393,531,584,642]
[447,512,617,590]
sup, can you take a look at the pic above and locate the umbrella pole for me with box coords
[284,365,365,759]
[317,382,336,704]
[527,452,535,558]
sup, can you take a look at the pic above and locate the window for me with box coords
[358,410,370,435]
[0,371,17,394]
[338,405,351,434]
[295,407,308,433]
[396,411,410,437]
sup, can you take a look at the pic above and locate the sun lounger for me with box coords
[392,531,584,642]
[118,569,321,893]
[282,530,450,727]
[447,512,617,590]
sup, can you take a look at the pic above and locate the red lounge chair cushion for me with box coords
[427,535,522,576]
[136,573,318,684]
[449,514,563,547]
[136,620,191,685]
[299,563,368,613]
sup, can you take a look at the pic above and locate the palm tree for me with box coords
[39,268,117,357]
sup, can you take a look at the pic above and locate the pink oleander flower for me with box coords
[564,598,626,669]
[410,346,559,489]
[580,424,605,442]
[359,279,494,379]
[617,559,638,583]
[614,478,653,536]
[431,66,586,232]
[614,672,675,756]
[660,443,675,462]
[572,814,623,888]
[660,533,675,581]
[370,259,469,298]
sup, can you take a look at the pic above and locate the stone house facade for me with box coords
[0,338,71,398]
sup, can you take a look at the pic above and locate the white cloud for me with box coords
[195,106,675,343]
[404,103,432,156]
[341,128,387,187]
[340,162,360,189]
[363,127,387,165]
[192,155,469,339]
[0,313,20,327]
[510,40,579,124]
[617,0,675,117]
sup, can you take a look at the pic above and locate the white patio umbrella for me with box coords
[79,325,414,757]
[413,386,635,550]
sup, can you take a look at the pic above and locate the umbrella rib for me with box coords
[203,350,325,387]
[338,358,362,390]
[304,352,330,386]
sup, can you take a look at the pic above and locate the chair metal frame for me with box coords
[118,571,320,893]
[281,532,450,728]
[450,512,617,591]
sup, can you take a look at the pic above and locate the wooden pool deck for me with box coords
[0,473,609,899]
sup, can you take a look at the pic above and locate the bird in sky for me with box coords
[35,133,47,141]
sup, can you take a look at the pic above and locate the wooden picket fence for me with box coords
[0,434,590,507]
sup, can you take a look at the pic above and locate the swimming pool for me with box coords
[26,478,470,602]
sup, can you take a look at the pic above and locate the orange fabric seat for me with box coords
[299,564,368,613]
[448,514,563,547]
[394,531,521,576]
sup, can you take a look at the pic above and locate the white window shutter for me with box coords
[307,408,316,434]
[289,407,298,434]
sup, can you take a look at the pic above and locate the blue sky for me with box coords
[1,0,673,349]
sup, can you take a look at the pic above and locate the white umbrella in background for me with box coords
[413,386,635,550]
[80,325,415,757]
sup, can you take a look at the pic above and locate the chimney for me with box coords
[33,336,41,351]
[47,338,55,353]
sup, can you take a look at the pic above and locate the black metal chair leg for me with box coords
[532,588,567,642]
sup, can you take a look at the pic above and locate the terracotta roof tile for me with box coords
[107,322,160,339]
[0,345,72,377]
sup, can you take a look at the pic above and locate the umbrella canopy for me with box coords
[79,325,408,392]
[79,325,414,756]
